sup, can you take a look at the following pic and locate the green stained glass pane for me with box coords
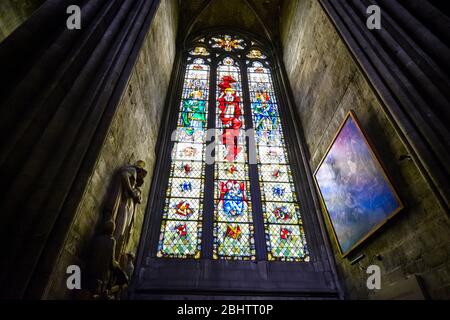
[180,100,207,125]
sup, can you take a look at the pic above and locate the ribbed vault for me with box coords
[179,0,282,43]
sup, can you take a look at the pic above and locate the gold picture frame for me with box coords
[313,111,404,257]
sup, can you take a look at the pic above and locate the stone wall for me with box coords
[45,0,179,299]
[0,0,44,42]
[280,0,450,299]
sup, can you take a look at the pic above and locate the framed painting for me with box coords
[314,111,404,257]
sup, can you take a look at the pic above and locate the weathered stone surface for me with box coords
[0,0,44,42]
[281,0,450,299]
[45,0,179,299]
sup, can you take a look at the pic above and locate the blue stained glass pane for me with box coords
[261,182,295,202]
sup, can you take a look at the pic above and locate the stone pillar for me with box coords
[319,0,450,211]
[0,0,160,299]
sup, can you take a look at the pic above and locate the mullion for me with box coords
[200,59,217,259]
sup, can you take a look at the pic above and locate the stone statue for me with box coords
[85,220,128,299]
[103,160,147,262]
[85,160,146,299]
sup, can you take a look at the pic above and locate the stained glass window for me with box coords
[213,57,256,260]
[156,58,210,259]
[190,47,210,56]
[246,49,267,59]
[248,61,309,262]
[210,35,246,52]
[156,35,309,263]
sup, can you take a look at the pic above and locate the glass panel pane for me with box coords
[214,223,255,260]
[248,61,309,262]
[265,224,308,261]
[190,46,210,56]
[210,35,247,52]
[246,49,267,59]
[213,57,256,261]
[157,60,210,259]
[158,220,202,259]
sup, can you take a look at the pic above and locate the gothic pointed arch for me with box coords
[131,28,341,298]
[181,0,276,45]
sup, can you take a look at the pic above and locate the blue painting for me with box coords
[314,112,403,256]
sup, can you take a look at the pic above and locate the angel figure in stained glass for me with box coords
[219,180,248,217]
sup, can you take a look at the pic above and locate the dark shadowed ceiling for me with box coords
[178,0,282,43]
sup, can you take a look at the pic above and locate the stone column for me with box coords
[320,0,450,211]
[0,0,160,299]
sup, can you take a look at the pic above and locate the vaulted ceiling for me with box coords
[178,0,282,43]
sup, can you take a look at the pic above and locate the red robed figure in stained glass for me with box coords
[218,76,242,161]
